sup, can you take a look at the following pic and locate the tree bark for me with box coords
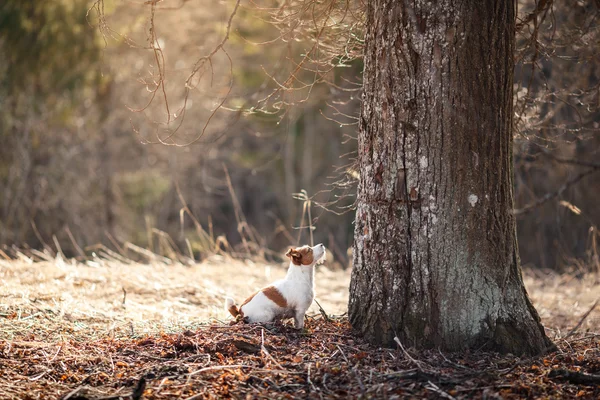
[349,0,555,355]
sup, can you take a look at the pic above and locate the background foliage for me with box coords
[0,0,598,270]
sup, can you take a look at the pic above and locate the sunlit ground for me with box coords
[0,255,350,342]
[1,255,597,342]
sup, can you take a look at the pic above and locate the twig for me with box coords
[313,298,330,322]
[381,369,440,382]
[65,226,86,259]
[307,362,320,396]
[307,192,314,246]
[223,164,257,257]
[261,328,285,370]
[516,0,552,31]
[563,333,600,343]
[564,298,599,339]
[47,345,62,363]
[28,371,48,381]
[541,150,600,169]
[62,386,84,400]
[124,242,171,263]
[437,349,472,371]
[122,287,127,307]
[393,336,424,369]
[425,380,456,400]
[187,364,245,380]
[104,230,127,256]
[52,235,65,259]
[548,369,600,385]
[174,181,214,252]
[293,190,316,245]
[336,344,365,394]
[30,219,54,255]
[0,248,11,260]
[513,168,599,216]
[184,394,204,400]
[499,356,537,376]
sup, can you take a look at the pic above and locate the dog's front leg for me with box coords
[294,309,306,329]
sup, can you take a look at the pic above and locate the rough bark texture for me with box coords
[349,0,555,355]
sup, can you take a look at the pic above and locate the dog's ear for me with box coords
[286,248,303,265]
[285,248,297,258]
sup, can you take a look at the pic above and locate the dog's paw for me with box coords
[297,327,312,336]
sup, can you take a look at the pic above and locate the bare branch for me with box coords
[513,168,600,216]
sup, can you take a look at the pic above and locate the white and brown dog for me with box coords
[225,244,326,329]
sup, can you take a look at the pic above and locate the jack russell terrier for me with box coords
[225,244,326,329]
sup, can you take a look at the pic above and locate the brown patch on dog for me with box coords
[262,286,288,308]
[285,246,314,266]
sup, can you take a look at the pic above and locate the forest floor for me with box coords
[0,255,599,399]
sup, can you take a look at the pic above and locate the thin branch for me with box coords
[564,298,599,339]
[541,150,600,169]
[548,369,600,385]
[516,0,554,32]
[513,168,600,216]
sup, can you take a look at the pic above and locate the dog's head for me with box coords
[285,244,326,266]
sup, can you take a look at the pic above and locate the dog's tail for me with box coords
[225,297,240,318]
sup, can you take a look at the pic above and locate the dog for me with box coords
[225,244,326,329]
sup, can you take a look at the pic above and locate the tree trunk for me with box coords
[349,0,555,355]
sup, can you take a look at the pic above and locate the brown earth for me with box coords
[0,256,598,399]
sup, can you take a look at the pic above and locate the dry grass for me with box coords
[1,256,596,342]
[0,256,599,399]
[0,255,349,343]
[524,269,600,336]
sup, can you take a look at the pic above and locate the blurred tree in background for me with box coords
[0,0,598,270]
[0,0,106,246]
